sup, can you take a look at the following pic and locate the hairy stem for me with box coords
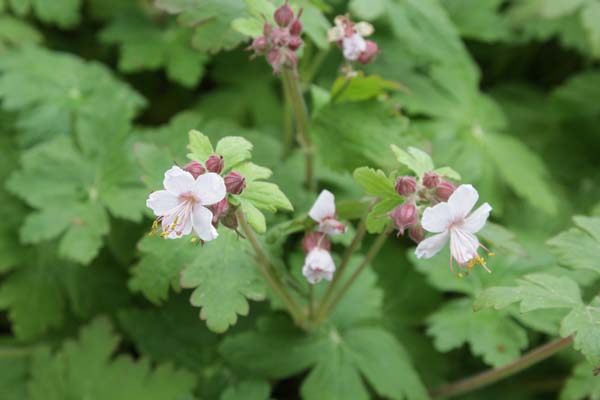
[236,209,306,326]
[281,67,315,191]
[429,335,574,398]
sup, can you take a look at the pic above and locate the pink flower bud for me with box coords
[205,155,224,174]
[358,40,379,64]
[210,198,230,225]
[408,224,425,244]
[436,181,456,202]
[271,27,291,47]
[224,171,246,195]
[303,232,330,253]
[391,203,418,235]
[263,22,274,36]
[274,3,294,27]
[247,36,269,54]
[183,161,205,178]
[395,176,417,196]
[289,17,303,36]
[288,35,303,51]
[423,171,440,189]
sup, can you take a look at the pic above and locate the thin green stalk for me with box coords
[236,209,306,326]
[429,335,574,398]
[319,228,391,321]
[281,67,315,191]
[303,48,330,85]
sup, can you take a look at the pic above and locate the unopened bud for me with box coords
[358,40,379,64]
[408,224,425,244]
[395,176,417,196]
[289,17,303,36]
[288,35,303,51]
[423,171,440,189]
[271,27,290,47]
[303,231,331,253]
[224,171,246,195]
[436,181,456,202]
[205,155,224,174]
[274,3,294,27]
[210,198,230,224]
[221,211,239,232]
[183,161,205,178]
[263,22,274,36]
[247,36,269,54]
[391,203,418,235]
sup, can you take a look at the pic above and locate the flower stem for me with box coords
[236,209,306,326]
[281,67,316,192]
[429,335,574,398]
[318,228,391,322]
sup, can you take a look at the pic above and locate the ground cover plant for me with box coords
[0,0,600,399]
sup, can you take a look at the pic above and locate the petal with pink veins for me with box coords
[421,202,452,233]
[462,203,492,234]
[450,228,480,264]
[146,190,179,216]
[308,190,336,222]
[192,205,218,242]
[415,231,449,259]
[163,166,195,195]
[194,172,226,206]
[447,184,479,220]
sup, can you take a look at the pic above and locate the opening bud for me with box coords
[274,3,294,27]
[408,224,425,244]
[395,176,417,196]
[205,155,224,174]
[247,36,269,54]
[391,203,418,235]
[183,161,205,178]
[358,40,379,64]
[423,171,441,189]
[436,181,456,202]
[224,171,246,195]
[302,231,331,253]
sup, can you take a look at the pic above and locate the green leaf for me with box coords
[179,229,266,333]
[0,350,29,400]
[233,162,272,183]
[353,167,397,199]
[187,129,215,162]
[561,361,600,400]
[240,181,294,213]
[3,0,81,28]
[221,380,271,400]
[390,145,436,178]
[215,136,253,170]
[366,198,401,234]
[548,216,600,274]
[560,298,600,366]
[331,74,402,103]
[0,15,42,51]
[240,199,267,233]
[28,317,196,400]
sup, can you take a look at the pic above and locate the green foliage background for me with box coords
[0,0,599,399]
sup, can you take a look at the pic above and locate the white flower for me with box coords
[415,184,492,272]
[308,190,346,235]
[146,166,226,242]
[302,248,336,284]
[342,34,367,61]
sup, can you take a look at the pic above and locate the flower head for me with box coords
[308,189,346,235]
[391,203,418,235]
[415,184,493,274]
[328,16,378,64]
[146,166,226,242]
[302,248,336,284]
[395,176,417,196]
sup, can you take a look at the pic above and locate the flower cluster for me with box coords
[245,3,304,74]
[302,190,346,284]
[146,156,247,242]
[328,16,379,65]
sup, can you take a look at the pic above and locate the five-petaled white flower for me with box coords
[146,166,226,242]
[415,184,492,272]
[303,248,336,284]
[308,190,346,235]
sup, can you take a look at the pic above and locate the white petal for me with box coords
[308,190,336,222]
[421,202,452,233]
[415,232,449,259]
[354,22,374,37]
[327,26,344,42]
[192,205,218,242]
[342,34,367,61]
[302,248,336,284]
[194,172,226,206]
[161,211,192,239]
[450,228,479,264]
[163,166,195,195]
[447,184,479,220]
[462,203,492,233]
[146,190,179,216]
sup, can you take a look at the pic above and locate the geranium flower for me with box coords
[146,166,226,242]
[308,190,346,235]
[415,184,493,273]
[302,248,336,284]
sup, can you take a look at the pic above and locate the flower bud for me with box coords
[210,198,230,224]
[395,176,417,196]
[302,231,330,253]
[263,22,274,36]
[391,203,418,235]
[183,161,205,178]
[221,211,239,232]
[247,36,269,54]
[224,171,246,195]
[289,17,303,36]
[205,155,224,174]
[271,27,290,47]
[274,3,294,27]
[288,35,303,51]
[358,40,379,64]
[408,224,425,244]
[436,181,456,202]
[423,171,440,189]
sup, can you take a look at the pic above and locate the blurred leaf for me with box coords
[332,74,401,103]
[548,216,600,274]
[2,0,81,27]
[561,361,600,400]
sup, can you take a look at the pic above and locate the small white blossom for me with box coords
[415,184,492,272]
[308,190,346,235]
[342,34,367,61]
[146,166,226,242]
[302,248,336,284]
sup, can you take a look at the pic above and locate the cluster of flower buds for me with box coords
[302,190,346,284]
[390,172,456,244]
[328,15,379,65]
[246,3,304,74]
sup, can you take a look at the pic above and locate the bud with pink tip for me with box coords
[274,3,294,27]
[436,181,456,202]
[205,155,224,174]
[271,28,291,47]
[423,171,441,189]
[395,176,417,196]
[224,171,246,195]
[358,40,379,64]
[247,36,269,55]
[288,35,303,51]
[210,198,230,225]
[391,203,418,235]
[302,231,331,253]
[290,17,303,36]
[408,224,425,244]
[183,161,205,178]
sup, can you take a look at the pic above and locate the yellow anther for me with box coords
[488,252,496,257]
